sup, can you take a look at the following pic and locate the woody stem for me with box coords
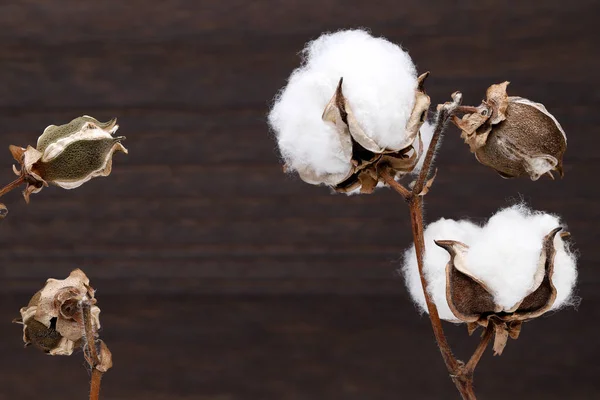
[464,324,494,376]
[0,175,26,198]
[382,96,488,399]
[406,194,460,374]
[82,301,103,400]
[89,370,103,400]
[454,105,480,114]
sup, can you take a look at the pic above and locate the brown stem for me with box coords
[464,324,494,376]
[408,195,460,373]
[89,369,103,400]
[382,94,491,399]
[413,105,453,195]
[454,105,480,114]
[0,175,26,198]
[381,171,412,200]
[82,301,103,400]
[450,325,494,400]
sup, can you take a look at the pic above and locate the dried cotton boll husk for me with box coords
[453,82,566,180]
[402,205,578,355]
[15,269,101,356]
[268,29,430,193]
[9,116,127,203]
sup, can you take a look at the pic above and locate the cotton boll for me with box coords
[269,71,352,184]
[402,218,480,321]
[268,29,419,186]
[464,206,560,309]
[402,205,578,322]
[465,206,576,310]
[303,30,418,150]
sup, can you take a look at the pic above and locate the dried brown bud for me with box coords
[322,73,431,193]
[15,269,101,356]
[9,116,127,203]
[453,82,566,180]
[96,340,113,372]
[436,227,562,355]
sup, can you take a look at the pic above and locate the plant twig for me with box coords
[89,369,103,400]
[82,300,103,400]
[464,324,494,376]
[454,105,480,114]
[382,92,495,399]
[413,95,460,195]
[0,175,26,198]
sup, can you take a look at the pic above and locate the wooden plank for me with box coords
[0,294,595,398]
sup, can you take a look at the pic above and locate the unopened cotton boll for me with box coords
[9,116,127,204]
[269,29,431,194]
[402,205,578,322]
[453,82,567,180]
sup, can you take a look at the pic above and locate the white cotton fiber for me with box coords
[403,218,481,321]
[402,205,578,322]
[268,29,418,184]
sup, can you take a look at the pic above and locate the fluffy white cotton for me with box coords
[268,29,418,183]
[402,205,578,322]
[403,218,481,321]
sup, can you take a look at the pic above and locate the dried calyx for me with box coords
[15,269,112,372]
[321,73,430,193]
[436,227,564,355]
[452,82,566,180]
[9,116,128,203]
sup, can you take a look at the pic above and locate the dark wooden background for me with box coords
[0,1,597,399]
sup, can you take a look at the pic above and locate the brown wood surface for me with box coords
[0,0,598,398]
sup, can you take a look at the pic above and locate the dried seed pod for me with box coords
[453,82,566,180]
[9,116,127,203]
[15,269,101,356]
[436,227,562,355]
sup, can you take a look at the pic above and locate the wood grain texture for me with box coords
[0,0,597,398]
[1,294,598,400]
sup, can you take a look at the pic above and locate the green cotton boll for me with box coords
[9,116,128,203]
[37,116,118,154]
[32,137,127,189]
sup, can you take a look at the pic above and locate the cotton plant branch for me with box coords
[380,93,492,399]
[5,116,126,399]
[268,29,576,400]
[82,301,112,400]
